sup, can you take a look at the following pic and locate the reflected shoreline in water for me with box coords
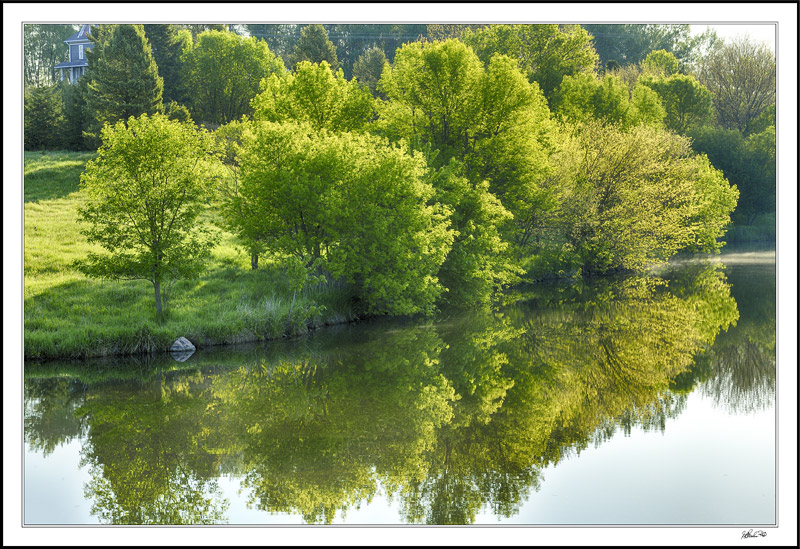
[24,249,776,525]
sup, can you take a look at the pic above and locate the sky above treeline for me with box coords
[691,24,775,50]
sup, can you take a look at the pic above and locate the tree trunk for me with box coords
[154,280,163,316]
[251,252,259,270]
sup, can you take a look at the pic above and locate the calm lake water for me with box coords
[23,247,777,525]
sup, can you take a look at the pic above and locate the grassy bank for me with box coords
[24,151,359,360]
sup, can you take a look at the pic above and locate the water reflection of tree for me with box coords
[23,264,747,524]
[76,374,230,524]
[700,262,776,414]
[24,378,87,456]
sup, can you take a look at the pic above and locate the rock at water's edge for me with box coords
[170,336,196,352]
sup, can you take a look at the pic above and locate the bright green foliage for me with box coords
[554,72,634,126]
[84,24,164,147]
[629,83,666,127]
[352,47,389,97]
[378,41,558,252]
[639,73,713,134]
[377,39,484,159]
[462,24,598,102]
[289,24,340,71]
[143,24,193,105]
[558,122,737,273]
[641,49,679,76]
[252,61,375,132]
[683,153,740,252]
[233,122,454,316]
[182,30,285,125]
[76,114,220,316]
[430,159,520,307]
[24,84,64,150]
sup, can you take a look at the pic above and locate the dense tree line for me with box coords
[23,23,773,316]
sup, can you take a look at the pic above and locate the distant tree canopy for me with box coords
[182,30,285,125]
[583,24,692,67]
[698,36,776,135]
[24,24,78,87]
[289,24,340,71]
[462,24,598,102]
[352,47,389,96]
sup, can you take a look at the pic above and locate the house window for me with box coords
[79,45,84,60]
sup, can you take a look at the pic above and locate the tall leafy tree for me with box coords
[142,24,192,105]
[378,39,558,229]
[84,24,163,147]
[698,36,776,134]
[76,114,220,316]
[24,84,65,150]
[462,24,598,102]
[289,24,339,71]
[638,73,713,134]
[23,24,78,87]
[252,61,375,133]
[231,121,454,316]
[557,122,738,273]
[183,30,285,125]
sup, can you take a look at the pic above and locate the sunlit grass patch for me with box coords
[24,151,359,360]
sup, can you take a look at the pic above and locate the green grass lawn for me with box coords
[24,151,358,360]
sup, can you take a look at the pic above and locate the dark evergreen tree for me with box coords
[84,24,164,147]
[289,24,339,71]
[352,47,388,97]
[61,78,91,150]
[143,24,191,105]
[24,84,65,150]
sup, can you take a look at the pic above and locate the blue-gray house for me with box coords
[54,24,92,83]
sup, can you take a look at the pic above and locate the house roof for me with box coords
[65,24,91,43]
[55,58,89,69]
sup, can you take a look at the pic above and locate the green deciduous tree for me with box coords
[183,30,285,125]
[553,72,634,126]
[232,121,454,315]
[639,73,713,134]
[84,24,164,148]
[557,122,737,273]
[289,24,339,71]
[698,36,775,134]
[252,61,375,133]
[76,114,220,316]
[640,49,679,76]
[24,84,65,150]
[378,40,558,251]
[462,24,598,102]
